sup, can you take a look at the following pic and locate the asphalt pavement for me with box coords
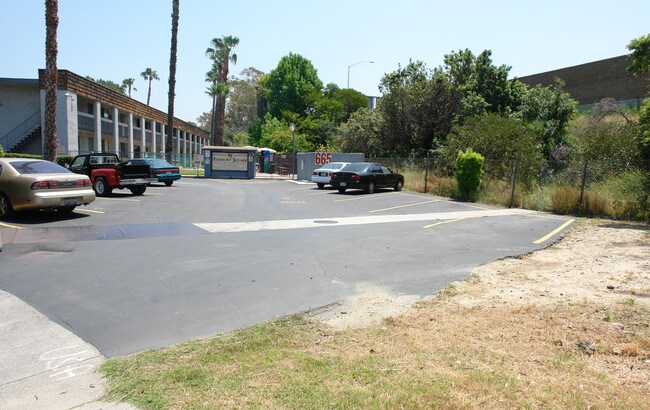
[0,176,575,409]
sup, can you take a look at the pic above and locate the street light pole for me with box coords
[289,122,295,180]
[347,60,374,89]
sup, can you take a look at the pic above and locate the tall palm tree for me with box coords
[205,35,239,146]
[140,68,159,106]
[43,0,59,162]
[205,65,218,145]
[166,0,179,162]
[121,78,137,98]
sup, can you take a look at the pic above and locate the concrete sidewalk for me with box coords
[0,289,135,410]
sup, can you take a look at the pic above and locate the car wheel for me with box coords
[58,205,76,213]
[366,182,375,194]
[337,188,347,194]
[394,179,403,191]
[0,193,15,219]
[317,183,325,189]
[164,181,173,186]
[130,185,147,195]
[93,177,112,197]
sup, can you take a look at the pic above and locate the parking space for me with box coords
[0,177,574,357]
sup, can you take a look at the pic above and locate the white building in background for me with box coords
[0,69,208,165]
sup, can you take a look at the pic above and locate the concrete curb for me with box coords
[0,289,135,409]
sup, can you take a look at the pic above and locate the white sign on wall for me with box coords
[212,152,248,171]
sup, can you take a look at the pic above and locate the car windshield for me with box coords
[340,163,370,173]
[145,159,173,167]
[9,160,69,175]
[320,162,345,170]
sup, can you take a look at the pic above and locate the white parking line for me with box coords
[194,208,534,234]
[74,209,106,214]
[370,200,439,213]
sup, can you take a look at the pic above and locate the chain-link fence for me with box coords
[368,157,650,221]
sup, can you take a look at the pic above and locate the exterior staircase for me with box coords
[0,111,41,153]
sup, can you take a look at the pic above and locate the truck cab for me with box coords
[70,154,156,196]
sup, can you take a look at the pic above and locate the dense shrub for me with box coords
[1,153,43,159]
[593,170,650,221]
[455,148,484,200]
[550,186,580,215]
[444,114,543,184]
[56,155,75,167]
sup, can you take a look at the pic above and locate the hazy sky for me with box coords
[1,0,648,122]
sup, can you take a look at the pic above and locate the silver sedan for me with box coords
[310,162,349,189]
[0,158,95,218]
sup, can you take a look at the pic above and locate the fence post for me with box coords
[508,161,519,208]
[424,157,429,193]
[395,158,399,175]
[577,160,588,214]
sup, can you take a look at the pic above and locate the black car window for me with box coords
[0,163,3,176]
[371,165,382,173]
[71,156,86,167]
[381,166,391,174]
[340,163,370,173]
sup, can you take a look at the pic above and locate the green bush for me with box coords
[593,170,650,221]
[56,155,75,167]
[0,144,4,157]
[2,153,42,159]
[455,148,484,200]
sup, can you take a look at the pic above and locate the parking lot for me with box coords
[0,177,573,357]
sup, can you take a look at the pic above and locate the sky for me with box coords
[1,0,648,123]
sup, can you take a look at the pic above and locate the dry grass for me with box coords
[102,293,650,409]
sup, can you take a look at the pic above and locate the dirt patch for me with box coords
[313,221,650,395]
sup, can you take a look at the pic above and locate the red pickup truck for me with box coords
[69,154,157,196]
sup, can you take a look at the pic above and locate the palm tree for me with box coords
[140,68,159,106]
[121,78,137,98]
[43,0,59,162]
[205,35,239,146]
[166,0,179,162]
[205,65,218,145]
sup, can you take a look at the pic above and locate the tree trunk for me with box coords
[210,81,217,146]
[43,0,59,162]
[147,77,152,106]
[166,0,179,163]
[215,61,229,146]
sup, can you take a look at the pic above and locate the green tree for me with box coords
[86,77,126,94]
[263,53,323,119]
[378,60,462,155]
[440,49,522,120]
[570,102,641,165]
[140,68,159,106]
[121,78,137,97]
[206,35,239,146]
[516,79,577,159]
[195,111,212,133]
[337,108,384,156]
[43,0,59,162]
[225,67,265,139]
[166,0,179,161]
[638,99,650,159]
[627,33,650,76]
[444,113,543,181]
[258,113,312,153]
